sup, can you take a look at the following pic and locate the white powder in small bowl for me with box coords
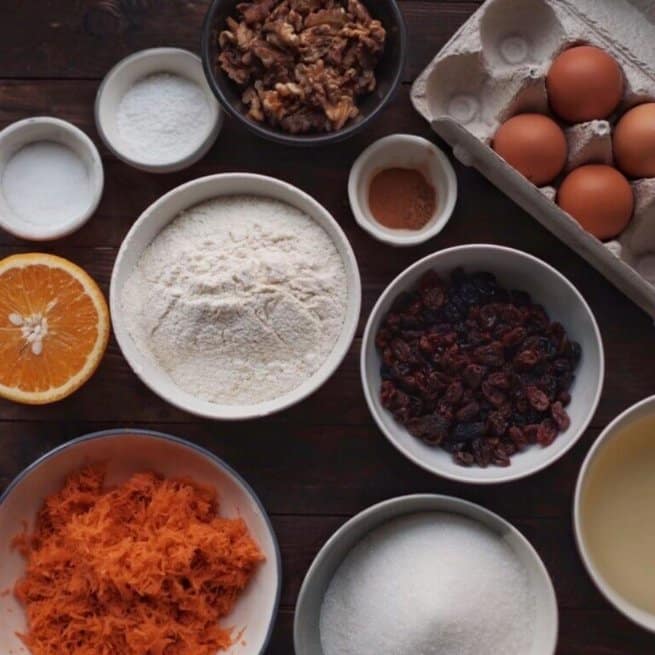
[1,141,92,226]
[319,513,537,655]
[116,72,212,164]
[121,195,348,405]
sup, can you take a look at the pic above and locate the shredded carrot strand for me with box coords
[13,467,264,655]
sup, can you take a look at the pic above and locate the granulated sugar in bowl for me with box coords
[295,495,557,655]
[319,512,536,655]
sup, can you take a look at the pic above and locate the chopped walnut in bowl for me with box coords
[216,0,388,135]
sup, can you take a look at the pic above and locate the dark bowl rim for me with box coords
[0,428,282,655]
[200,0,408,147]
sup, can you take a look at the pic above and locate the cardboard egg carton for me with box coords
[411,0,655,318]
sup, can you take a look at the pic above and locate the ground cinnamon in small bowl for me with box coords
[368,167,436,230]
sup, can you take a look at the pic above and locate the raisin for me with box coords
[510,289,532,306]
[502,326,527,348]
[508,426,528,450]
[452,422,486,442]
[514,350,540,369]
[551,401,571,431]
[406,414,451,445]
[487,371,511,389]
[557,390,572,407]
[526,385,550,412]
[456,401,481,422]
[537,418,558,446]
[474,342,504,366]
[487,410,508,436]
[492,448,511,467]
[524,424,540,443]
[443,381,464,405]
[422,286,445,310]
[481,381,506,407]
[454,451,475,467]
[472,438,492,468]
[463,364,486,389]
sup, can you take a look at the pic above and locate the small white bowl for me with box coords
[95,48,223,173]
[361,244,604,484]
[294,494,558,655]
[574,395,655,633]
[0,429,281,655]
[110,173,361,420]
[348,134,457,246]
[0,117,103,241]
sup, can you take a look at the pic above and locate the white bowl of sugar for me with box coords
[0,117,104,241]
[95,48,223,174]
[295,494,558,655]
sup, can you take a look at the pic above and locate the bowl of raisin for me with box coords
[361,244,604,484]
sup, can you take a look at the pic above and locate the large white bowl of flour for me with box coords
[111,173,361,420]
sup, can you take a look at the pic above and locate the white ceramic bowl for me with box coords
[0,429,281,655]
[95,48,223,173]
[348,134,457,246]
[574,395,655,633]
[0,117,103,240]
[294,494,558,655]
[361,244,604,484]
[111,173,361,420]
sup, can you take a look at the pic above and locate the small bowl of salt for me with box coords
[0,117,104,241]
[95,48,223,174]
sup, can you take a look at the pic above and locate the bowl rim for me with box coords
[293,493,559,655]
[0,116,104,241]
[347,133,458,246]
[200,0,407,146]
[110,172,362,420]
[573,394,655,633]
[0,428,283,655]
[360,243,605,484]
[94,47,223,174]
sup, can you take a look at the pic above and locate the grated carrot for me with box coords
[13,467,264,655]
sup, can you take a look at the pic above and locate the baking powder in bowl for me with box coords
[319,513,536,655]
[121,195,347,405]
[1,141,92,225]
[116,73,211,164]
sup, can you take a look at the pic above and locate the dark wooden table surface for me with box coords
[1,2,655,653]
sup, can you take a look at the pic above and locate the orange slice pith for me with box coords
[0,253,109,405]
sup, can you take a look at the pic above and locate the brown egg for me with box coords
[493,114,567,186]
[547,46,624,122]
[557,165,633,240]
[614,103,655,178]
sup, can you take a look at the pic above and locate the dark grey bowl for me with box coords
[200,0,407,147]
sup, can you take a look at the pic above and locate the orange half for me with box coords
[0,253,109,405]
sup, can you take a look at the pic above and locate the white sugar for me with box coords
[319,513,536,655]
[117,72,211,163]
[1,141,92,226]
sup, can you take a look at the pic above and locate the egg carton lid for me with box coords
[564,0,655,79]
[412,0,655,319]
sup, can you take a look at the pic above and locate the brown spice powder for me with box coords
[368,167,437,230]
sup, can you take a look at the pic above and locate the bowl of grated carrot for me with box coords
[0,429,281,655]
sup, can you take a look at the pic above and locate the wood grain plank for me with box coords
[0,419,610,520]
[0,1,480,82]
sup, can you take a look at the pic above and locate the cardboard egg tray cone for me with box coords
[411,0,655,318]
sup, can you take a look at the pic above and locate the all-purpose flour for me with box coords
[121,195,348,405]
